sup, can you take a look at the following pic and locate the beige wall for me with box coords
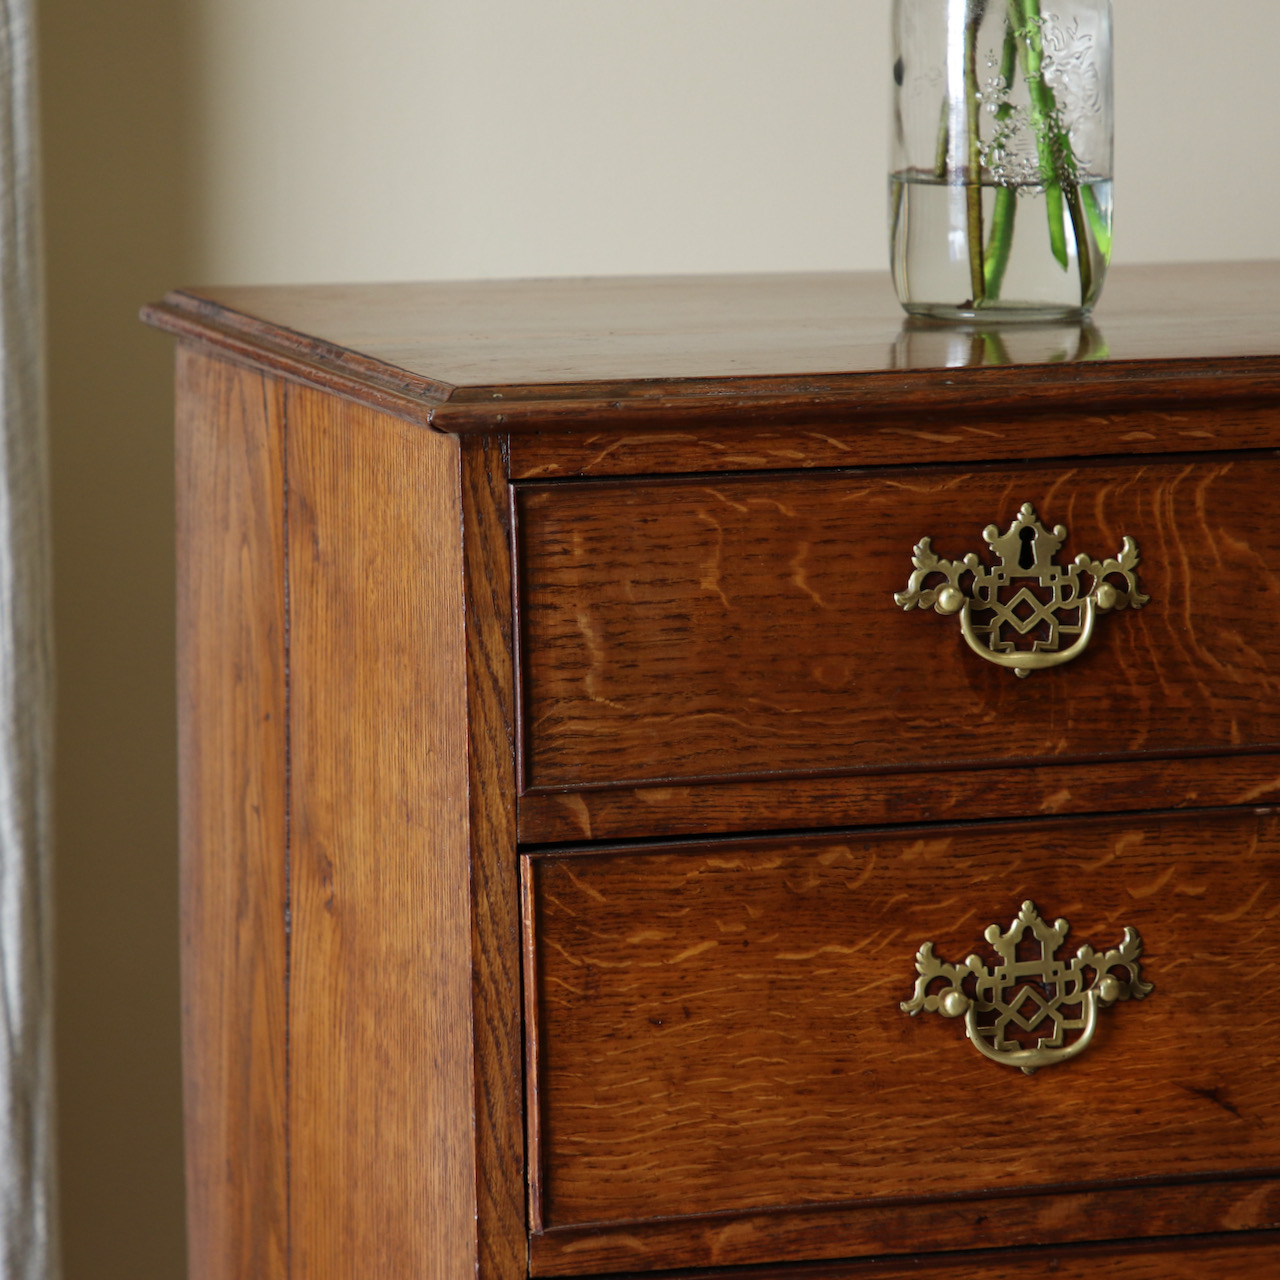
[189,0,1280,285]
[41,3,1280,1277]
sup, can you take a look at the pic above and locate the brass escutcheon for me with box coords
[894,503,1148,676]
[901,901,1152,1074]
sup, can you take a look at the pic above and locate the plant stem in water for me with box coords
[1015,0,1102,304]
[984,188,1017,298]
[1045,121,1112,267]
[1013,0,1068,271]
[983,17,1020,298]
[1042,114,1111,285]
[964,2,986,305]
[1064,184,1093,303]
[1082,182,1111,261]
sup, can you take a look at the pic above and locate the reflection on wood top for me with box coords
[143,262,1280,432]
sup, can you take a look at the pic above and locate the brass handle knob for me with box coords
[901,901,1152,1075]
[894,503,1148,677]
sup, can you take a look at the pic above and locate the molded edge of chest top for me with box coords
[142,263,1280,434]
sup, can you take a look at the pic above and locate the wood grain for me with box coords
[161,271,1280,1279]
[175,347,288,1280]
[286,387,478,1279]
[506,402,1280,479]
[517,457,1280,790]
[517,752,1280,844]
[142,264,1280,435]
[530,1179,1280,1276]
[526,809,1280,1247]
[459,436,528,1280]
[565,1230,1280,1280]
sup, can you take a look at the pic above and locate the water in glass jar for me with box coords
[890,171,1113,322]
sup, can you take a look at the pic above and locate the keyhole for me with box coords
[1018,526,1037,570]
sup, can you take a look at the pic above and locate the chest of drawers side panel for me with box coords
[176,347,289,1280]
[285,393,524,1279]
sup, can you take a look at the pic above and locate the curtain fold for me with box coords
[0,1,55,1277]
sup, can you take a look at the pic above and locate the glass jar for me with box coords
[890,0,1113,321]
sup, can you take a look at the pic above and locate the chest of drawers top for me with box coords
[146,264,1280,1280]
[147,262,1280,435]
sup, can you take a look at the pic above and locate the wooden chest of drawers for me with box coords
[145,265,1280,1280]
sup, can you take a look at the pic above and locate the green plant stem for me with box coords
[964,4,986,306]
[1026,80,1111,264]
[1013,0,1069,271]
[984,188,1017,298]
[983,18,1021,298]
[1081,183,1111,261]
[1065,183,1094,303]
[1012,0,1108,305]
[1042,124,1111,287]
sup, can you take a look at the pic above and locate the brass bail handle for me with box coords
[894,502,1149,676]
[901,901,1153,1075]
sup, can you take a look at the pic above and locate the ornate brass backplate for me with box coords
[894,503,1149,676]
[901,901,1152,1074]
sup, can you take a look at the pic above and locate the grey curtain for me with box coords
[0,2,55,1277]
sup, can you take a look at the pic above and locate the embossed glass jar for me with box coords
[890,0,1113,321]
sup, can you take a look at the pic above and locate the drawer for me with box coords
[515,455,1280,792]
[522,806,1280,1274]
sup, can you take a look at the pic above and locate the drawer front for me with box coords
[516,456,1280,790]
[548,1233,1280,1280]
[524,807,1280,1270]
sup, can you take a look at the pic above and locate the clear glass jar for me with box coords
[890,0,1113,321]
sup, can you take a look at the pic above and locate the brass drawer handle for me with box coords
[901,901,1152,1075]
[894,503,1148,677]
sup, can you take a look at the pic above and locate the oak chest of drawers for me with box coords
[146,265,1280,1280]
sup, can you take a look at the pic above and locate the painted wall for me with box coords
[189,0,1280,284]
[41,3,1280,1277]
